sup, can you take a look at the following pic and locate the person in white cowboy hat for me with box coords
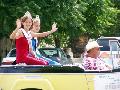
[82,41,112,71]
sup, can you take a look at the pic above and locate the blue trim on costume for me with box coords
[31,38,61,65]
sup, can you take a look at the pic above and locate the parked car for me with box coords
[2,48,16,65]
[97,37,120,69]
[38,48,73,65]
[97,37,120,51]
[2,48,73,65]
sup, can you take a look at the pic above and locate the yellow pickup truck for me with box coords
[0,65,119,90]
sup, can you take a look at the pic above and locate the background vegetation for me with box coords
[0,0,120,60]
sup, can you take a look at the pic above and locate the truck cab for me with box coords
[97,37,120,69]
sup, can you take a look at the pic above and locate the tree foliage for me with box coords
[82,0,119,38]
[0,0,119,47]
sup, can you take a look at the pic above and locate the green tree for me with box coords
[0,0,119,60]
[83,0,119,38]
[111,0,120,36]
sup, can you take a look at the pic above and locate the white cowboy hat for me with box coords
[86,41,102,51]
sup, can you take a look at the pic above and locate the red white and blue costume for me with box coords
[16,28,48,65]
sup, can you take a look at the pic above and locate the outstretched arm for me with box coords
[31,22,58,38]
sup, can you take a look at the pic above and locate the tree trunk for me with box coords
[0,38,15,62]
[54,36,60,48]
[71,35,89,58]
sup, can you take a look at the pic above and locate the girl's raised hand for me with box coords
[16,19,21,29]
[51,22,58,33]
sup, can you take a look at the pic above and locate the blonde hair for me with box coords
[33,15,40,24]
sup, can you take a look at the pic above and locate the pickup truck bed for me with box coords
[0,65,119,90]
